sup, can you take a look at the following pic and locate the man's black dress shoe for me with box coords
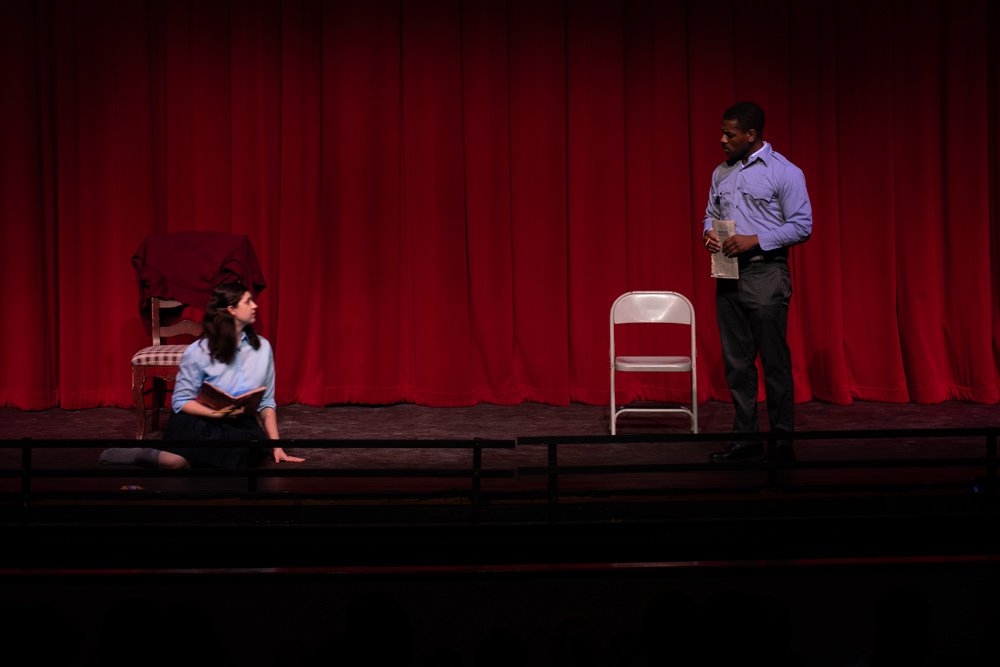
[710,441,764,462]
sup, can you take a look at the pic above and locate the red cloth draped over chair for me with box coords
[132,231,267,330]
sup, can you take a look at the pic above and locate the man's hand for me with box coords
[703,230,721,253]
[722,234,759,257]
[273,447,305,463]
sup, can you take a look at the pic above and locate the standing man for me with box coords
[702,101,812,462]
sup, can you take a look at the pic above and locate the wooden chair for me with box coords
[130,298,203,439]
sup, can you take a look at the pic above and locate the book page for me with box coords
[711,219,739,279]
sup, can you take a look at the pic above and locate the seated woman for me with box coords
[101,283,302,469]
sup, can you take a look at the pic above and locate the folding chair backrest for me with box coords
[612,292,693,326]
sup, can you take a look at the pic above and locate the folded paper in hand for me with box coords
[711,219,739,279]
[195,382,266,414]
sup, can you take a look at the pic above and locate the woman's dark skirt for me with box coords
[162,411,269,469]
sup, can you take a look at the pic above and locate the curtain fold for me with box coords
[1,0,997,410]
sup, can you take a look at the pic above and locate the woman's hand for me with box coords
[183,400,243,420]
[211,406,245,418]
[272,447,304,463]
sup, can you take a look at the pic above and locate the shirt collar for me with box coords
[743,141,771,167]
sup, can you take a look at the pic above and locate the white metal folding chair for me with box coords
[610,291,697,435]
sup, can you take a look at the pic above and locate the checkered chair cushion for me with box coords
[131,345,189,367]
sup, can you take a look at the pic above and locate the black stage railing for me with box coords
[2,429,999,570]
[1,427,997,516]
[0,438,516,512]
[517,427,999,505]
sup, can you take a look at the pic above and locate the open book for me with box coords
[195,382,266,414]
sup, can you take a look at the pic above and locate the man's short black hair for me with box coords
[723,101,765,136]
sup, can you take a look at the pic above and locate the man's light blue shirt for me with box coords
[702,142,812,251]
[171,333,277,413]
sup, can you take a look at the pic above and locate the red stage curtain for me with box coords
[1,0,998,410]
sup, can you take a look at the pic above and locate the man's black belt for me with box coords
[743,249,788,264]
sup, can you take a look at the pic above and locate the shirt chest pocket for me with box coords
[739,181,775,203]
[714,189,732,214]
[738,181,776,216]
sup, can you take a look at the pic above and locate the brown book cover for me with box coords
[195,382,266,414]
